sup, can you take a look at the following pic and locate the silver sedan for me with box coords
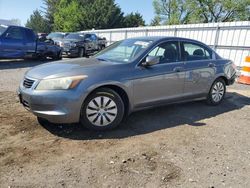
[18,37,236,130]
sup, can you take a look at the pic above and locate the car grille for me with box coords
[23,77,35,89]
[63,42,71,48]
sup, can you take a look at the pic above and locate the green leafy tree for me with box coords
[150,16,161,26]
[123,12,145,27]
[10,19,21,26]
[53,0,82,32]
[153,0,250,25]
[152,0,190,25]
[25,10,50,33]
[53,0,124,31]
[78,0,124,30]
[41,0,60,32]
[186,0,250,23]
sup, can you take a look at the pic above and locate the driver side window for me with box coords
[5,27,24,40]
[148,41,179,64]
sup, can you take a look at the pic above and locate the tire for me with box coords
[206,78,226,105]
[78,48,85,57]
[53,50,62,60]
[80,88,125,131]
[37,117,49,126]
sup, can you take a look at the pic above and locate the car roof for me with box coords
[8,25,33,30]
[128,36,211,49]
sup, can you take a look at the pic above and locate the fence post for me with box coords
[174,27,177,37]
[109,31,112,45]
[145,29,148,37]
[125,30,128,39]
[214,26,220,50]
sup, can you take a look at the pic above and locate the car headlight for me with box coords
[36,75,88,90]
[71,43,77,47]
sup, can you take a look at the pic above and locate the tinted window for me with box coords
[183,42,212,61]
[65,33,85,40]
[47,32,64,39]
[0,25,8,35]
[90,34,97,41]
[25,29,36,42]
[148,41,179,64]
[5,27,24,40]
[85,34,91,40]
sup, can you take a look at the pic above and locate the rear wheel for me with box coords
[80,88,124,130]
[206,78,226,105]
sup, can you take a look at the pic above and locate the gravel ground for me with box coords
[0,59,250,188]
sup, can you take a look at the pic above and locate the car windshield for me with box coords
[0,25,8,35]
[65,33,85,40]
[47,32,64,39]
[94,39,153,63]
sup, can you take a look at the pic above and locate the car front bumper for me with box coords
[62,47,79,57]
[18,85,85,124]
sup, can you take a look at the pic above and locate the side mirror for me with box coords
[142,56,160,67]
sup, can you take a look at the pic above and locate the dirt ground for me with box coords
[0,59,250,188]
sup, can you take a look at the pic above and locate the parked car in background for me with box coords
[46,32,67,47]
[38,33,48,42]
[62,33,106,57]
[0,25,62,60]
[18,36,236,131]
[98,36,107,50]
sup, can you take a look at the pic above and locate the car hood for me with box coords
[63,39,80,43]
[25,58,118,80]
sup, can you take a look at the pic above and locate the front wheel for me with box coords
[78,48,85,57]
[80,88,124,131]
[206,78,226,105]
[53,50,62,60]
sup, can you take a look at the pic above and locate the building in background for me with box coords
[0,19,20,26]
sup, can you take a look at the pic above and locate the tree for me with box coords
[53,0,124,31]
[10,19,21,26]
[53,0,82,32]
[150,16,161,26]
[152,0,250,25]
[186,0,250,23]
[123,12,145,27]
[78,0,124,30]
[152,0,190,25]
[25,10,50,33]
[41,0,60,32]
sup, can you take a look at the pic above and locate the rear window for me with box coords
[183,42,212,61]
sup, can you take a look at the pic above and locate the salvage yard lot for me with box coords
[0,59,250,187]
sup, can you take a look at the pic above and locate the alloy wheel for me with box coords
[211,81,225,102]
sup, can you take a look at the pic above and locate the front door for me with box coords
[0,26,26,58]
[133,41,185,108]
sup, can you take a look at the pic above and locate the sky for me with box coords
[0,0,155,26]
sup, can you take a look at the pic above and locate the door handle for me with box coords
[173,67,183,72]
[208,63,215,67]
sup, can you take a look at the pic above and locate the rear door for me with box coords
[0,26,26,58]
[181,41,216,96]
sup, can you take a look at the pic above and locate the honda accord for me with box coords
[18,37,236,130]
